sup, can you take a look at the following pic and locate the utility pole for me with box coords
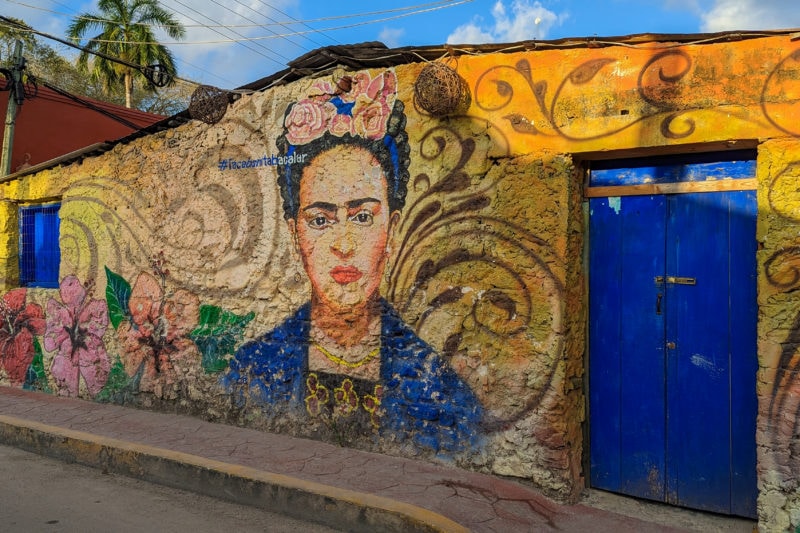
[1,40,24,176]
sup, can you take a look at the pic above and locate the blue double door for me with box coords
[588,158,758,517]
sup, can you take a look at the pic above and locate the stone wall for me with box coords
[0,63,584,500]
[757,139,800,531]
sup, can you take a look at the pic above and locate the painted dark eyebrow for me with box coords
[346,197,381,209]
[302,198,381,213]
[302,201,337,213]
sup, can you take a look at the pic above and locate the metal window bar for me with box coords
[19,203,61,288]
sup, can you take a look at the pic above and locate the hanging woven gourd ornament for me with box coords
[413,62,471,117]
[189,85,231,124]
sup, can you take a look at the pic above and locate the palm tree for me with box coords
[67,0,185,108]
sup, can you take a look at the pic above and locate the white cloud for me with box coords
[700,0,800,32]
[446,0,565,44]
[379,27,405,48]
[162,0,306,86]
[446,18,496,44]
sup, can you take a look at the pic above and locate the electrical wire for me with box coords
[4,0,467,30]
[36,76,148,130]
[5,0,475,45]
[247,0,339,46]
[161,0,290,66]
[208,0,311,56]
[227,0,327,50]
[0,16,202,88]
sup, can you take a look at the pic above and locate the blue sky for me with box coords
[4,0,800,90]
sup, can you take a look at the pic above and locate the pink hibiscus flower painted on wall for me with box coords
[44,276,110,397]
[0,289,46,385]
[117,266,201,399]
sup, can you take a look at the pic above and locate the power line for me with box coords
[230,0,328,50]
[0,16,199,88]
[37,77,146,130]
[39,0,235,88]
[171,55,231,88]
[248,0,339,46]
[202,0,310,59]
[5,0,468,30]
[30,0,475,46]
[161,0,289,67]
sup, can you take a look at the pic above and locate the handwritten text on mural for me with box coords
[217,153,308,171]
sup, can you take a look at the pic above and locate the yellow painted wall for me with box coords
[458,36,800,155]
[756,139,800,531]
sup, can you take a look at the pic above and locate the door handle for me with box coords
[654,276,696,285]
[656,293,662,315]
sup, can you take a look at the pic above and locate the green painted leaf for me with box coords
[95,356,131,402]
[105,266,131,330]
[23,337,50,393]
[190,305,255,374]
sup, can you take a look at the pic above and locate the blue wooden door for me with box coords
[588,158,757,517]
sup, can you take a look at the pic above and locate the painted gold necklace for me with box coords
[311,341,380,369]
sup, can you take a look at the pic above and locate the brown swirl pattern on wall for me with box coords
[474,51,698,143]
[387,124,565,431]
[59,118,285,299]
[763,159,800,492]
[761,48,800,137]
[764,244,800,491]
[474,47,800,144]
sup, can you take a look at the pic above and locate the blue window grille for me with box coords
[19,203,61,288]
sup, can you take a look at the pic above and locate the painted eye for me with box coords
[308,215,332,228]
[350,211,373,226]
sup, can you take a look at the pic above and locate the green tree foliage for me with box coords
[0,18,94,97]
[1,16,189,117]
[67,0,186,108]
[132,78,193,116]
[0,17,37,60]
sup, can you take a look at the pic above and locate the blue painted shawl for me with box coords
[223,299,483,453]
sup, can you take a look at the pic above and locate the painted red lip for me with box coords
[330,266,363,284]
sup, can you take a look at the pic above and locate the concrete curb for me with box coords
[0,414,467,533]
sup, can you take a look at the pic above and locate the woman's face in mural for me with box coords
[288,144,397,314]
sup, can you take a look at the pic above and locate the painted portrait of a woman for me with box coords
[223,69,483,455]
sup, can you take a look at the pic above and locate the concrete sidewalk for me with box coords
[0,387,691,532]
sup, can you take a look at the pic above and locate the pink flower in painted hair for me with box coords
[283,69,398,145]
[329,113,353,137]
[0,289,46,385]
[366,70,397,101]
[45,276,110,397]
[284,98,336,145]
[348,72,372,100]
[353,98,393,140]
[350,71,396,140]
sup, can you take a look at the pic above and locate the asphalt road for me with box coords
[0,444,340,533]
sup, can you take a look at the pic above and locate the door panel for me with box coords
[588,164,757,518]
[589,195,666,500]
[667,192,734,512]
[728,191,759,516]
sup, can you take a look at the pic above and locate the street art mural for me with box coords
[45,276,109,397]
[0,288,45,386]
[0,64,571,473]
[222,71,484,453]
[2,33,800,528]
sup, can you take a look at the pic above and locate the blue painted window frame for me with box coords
[18,202,61,288]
